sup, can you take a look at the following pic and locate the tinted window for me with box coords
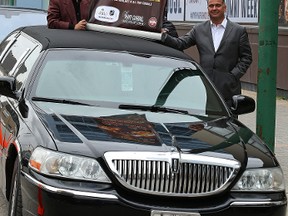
[13,45,41,91]
[0,33,18,76]
[0,34,37,77]
[0,37,12,55]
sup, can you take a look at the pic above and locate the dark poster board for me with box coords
[89,0,167,32]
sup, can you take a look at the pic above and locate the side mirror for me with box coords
[231,94,255,115]
[0,76,18,99]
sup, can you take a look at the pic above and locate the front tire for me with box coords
[8,156,22,216]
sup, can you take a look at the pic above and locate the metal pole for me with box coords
[256,0,280,152]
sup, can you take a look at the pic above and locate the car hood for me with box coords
[33,102,273,168]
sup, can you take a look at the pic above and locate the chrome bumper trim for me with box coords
[23,172,118,200]
[231,200,287,207]
[22,173,287,207]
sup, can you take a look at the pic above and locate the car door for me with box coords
[0,31,41,190]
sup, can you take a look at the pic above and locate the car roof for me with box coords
[19,25,192,60]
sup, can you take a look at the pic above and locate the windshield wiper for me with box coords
[119,104,188,114]
[31,97,91,106]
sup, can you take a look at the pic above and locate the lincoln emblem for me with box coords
[171,158,180,173]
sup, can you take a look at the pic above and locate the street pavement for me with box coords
[239,90,288,191]
[239,89,288,215]
[0,90,287,215]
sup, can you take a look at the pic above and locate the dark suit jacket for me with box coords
[162,19,252,102]
[47,0,91,29]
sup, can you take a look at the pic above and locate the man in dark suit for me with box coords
[161,0,252,105]
[47,0,91,30]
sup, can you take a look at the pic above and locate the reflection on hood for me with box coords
[34,106,275,167]
[94,114,161,145]
[39,111,237,154]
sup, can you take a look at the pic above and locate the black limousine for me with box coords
[0,25,286,216]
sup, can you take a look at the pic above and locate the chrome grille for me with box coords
[105,152,240,197]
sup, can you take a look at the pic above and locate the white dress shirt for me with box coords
[211,18,227,52]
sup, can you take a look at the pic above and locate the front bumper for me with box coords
[21,172,287,216]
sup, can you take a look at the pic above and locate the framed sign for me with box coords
[167,0,185,21]
[225,0,259,23]
[184,0,259,23]
[185,0,209,22]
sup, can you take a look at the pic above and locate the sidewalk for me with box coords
[239,90,288,193]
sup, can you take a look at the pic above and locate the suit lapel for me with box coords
[64,0,76,23]
[204,21,216,54]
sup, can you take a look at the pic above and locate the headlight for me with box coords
[232,167,285,191]
[29,147,111,183]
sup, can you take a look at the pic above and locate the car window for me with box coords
[0,36,13,55]
[0,33,37,78]
[0,33,19,75]
[13,45,42,91]
[33,50,226,116]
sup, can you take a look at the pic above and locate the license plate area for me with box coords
[151,210,201,216]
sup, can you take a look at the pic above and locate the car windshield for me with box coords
[0,8,47,41]
[32,49,227,117]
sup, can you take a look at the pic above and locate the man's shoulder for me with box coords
[194,20,210,29]
[227,19,245,29]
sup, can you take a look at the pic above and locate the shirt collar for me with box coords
[211,18,227,28]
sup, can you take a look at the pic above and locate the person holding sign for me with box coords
[47,0,91,30]
[161,0,252,106]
